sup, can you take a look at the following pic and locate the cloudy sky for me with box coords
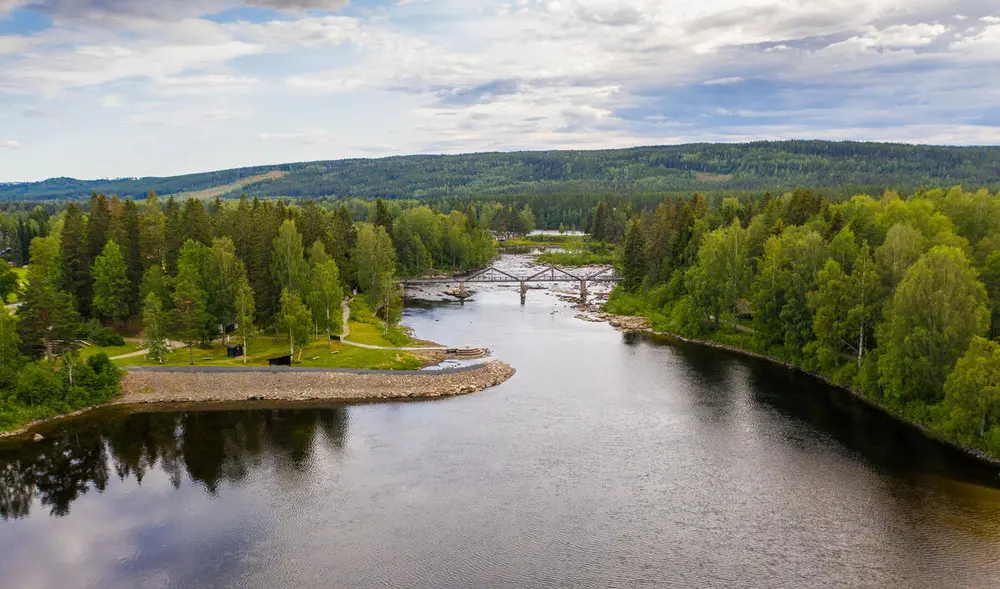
[1,0,1000,181]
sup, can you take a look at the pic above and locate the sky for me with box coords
[1,0,1000,182]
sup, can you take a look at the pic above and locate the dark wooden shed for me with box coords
[268,354,292,366]
[225,343,244,358]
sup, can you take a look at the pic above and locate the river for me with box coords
[1,255,1000,588]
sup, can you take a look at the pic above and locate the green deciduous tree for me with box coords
[878,246,989,408]
[807,245,883,374]
[686,219,751,329]
[354,224,397,310]
[271,220,309,297]
[233,279,256,363]
[279,287,312,361]
[308,260,343,350]
[751,227,827,360]
[941,337,1000,452]
[141,292,169,363]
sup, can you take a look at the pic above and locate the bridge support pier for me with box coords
[520,281,527,305]
[580,280,587,304]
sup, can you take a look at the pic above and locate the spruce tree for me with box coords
[60,202,91,315]
[91,241,131,326]
[140,190,165,269]
[182,198,212,246]
[621,219,646,292]
[373,198,393,234]
[86,192,110,266]
[164,196,183,275]
[122,199,143,314]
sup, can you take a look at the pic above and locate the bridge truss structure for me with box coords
[403,265,620,304]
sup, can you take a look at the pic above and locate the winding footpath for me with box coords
[339,301,479,352]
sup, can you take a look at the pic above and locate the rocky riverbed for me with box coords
[116,361,516,405]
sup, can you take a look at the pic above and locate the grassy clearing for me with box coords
[502,234,584,248]
[172,170,288,200]
[114,337,423,370]
[535,250,616,266]
[80,343,137,360]
[347,298,418,347]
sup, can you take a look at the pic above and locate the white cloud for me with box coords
[3,0,1000,180]
[259,129,336,144]
[703,77,744,86]
[1,140,20,149]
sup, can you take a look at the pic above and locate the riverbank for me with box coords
[0,361,515,439]
[579,310,1000,467]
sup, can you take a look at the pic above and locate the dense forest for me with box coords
[0,193,498,428]
[607,186,1000,458]
[4,141,1000,202]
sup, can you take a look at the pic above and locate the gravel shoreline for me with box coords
[116,360,516,405]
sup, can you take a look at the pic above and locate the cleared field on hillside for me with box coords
[172,170,288,199]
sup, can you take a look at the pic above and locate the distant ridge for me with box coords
[4,140,1000,201]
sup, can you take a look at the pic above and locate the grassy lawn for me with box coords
[115,337,423,370]
[80,343,137,360]
[347,298,419,347]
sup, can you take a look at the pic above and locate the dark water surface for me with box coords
[2,285,1000,588]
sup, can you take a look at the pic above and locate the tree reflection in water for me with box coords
[0,407,348,520]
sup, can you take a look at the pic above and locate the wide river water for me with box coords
[2,255,1000,588]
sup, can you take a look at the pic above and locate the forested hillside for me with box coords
[4,141,1000,201]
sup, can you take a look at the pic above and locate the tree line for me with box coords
[610,186,1000,457]
[0,193,496,427]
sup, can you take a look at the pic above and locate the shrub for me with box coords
[89,326,125,347]
[16,361,64,408]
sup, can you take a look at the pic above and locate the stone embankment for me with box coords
[116,361,516,406]
[575,311,652,333]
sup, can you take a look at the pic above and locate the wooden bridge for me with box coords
[403,265,620,304]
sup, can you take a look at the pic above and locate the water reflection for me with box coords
[0,407,348,520]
